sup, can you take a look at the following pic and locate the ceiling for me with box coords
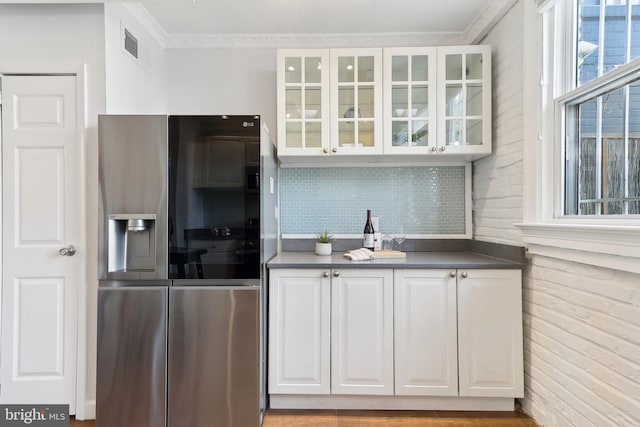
[0,0,516,47]
[127,0,516,47]
[140,0,499,36]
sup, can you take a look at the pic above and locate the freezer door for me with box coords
[96,285,168,427]
[168,286,260,427]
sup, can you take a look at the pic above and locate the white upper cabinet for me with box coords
[330,48,383,156]
[383,47,437,155]
[277,45,492,163]
[277,49,330,157]
[436,45,492,156]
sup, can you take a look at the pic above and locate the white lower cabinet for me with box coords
[268,266,523,404]
[394,269,458,396]
[268,269,330,394]
[457,269,524,398]
[331,269,394,395]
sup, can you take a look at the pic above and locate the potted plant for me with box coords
[315,230,332,256]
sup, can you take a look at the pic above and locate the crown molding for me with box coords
[164,32,468,49]
[464,0,520,43]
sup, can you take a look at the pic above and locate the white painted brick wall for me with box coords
[477,2,640,426]
[473,0,524,246]
[523,255,640,427]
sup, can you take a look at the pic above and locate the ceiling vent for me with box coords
[124,29,139,59]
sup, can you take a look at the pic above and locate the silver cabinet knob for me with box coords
[332,148,338,153]
[440,146,446,152]
[461,271,468,279]
[431,146,437,152]
[323,148,329,154]
[333,271,340,278]
[449,271,456,278]
[59,245,76,257]
[322,271,329,278]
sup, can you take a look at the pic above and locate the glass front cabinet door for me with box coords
[277,49,330,157]
[436,45,492,156]
[330,49,383,155]
[383,47,437,154]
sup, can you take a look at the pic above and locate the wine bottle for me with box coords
[363,209,375,250]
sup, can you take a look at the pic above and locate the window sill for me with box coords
[516,222,640,274]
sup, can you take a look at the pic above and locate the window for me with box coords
[519,0,640,274]
[562,0,640,216]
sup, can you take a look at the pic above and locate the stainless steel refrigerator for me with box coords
[96,115,278,427]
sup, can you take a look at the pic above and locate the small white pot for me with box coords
[315,242,332,256]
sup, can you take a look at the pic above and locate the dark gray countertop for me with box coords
[267,251,523,269]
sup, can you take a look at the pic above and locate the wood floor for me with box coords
[71,409,538,426]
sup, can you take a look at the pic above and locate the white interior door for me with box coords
[0,75,80,411]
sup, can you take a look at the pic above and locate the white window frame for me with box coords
[519,0,640,274]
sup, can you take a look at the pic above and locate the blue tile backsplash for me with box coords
[280,166,466,235]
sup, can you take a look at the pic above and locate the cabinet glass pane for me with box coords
[412,85,428,117]
[305,57,322,83]
[392,121,409,146]
[412,55,429,81]
[359,121,375,147]
[338,87,355,118]
[285,57,301,83]
[392,86,409,117]
[412,121,428,146]
[286,122,302,148]
[339,122,355,146]
[466,54,483,79]
[446,119,462,146]
[466,84,483,116]
[305,122,322,148]
[285,88,302,118]
[446,54,463,80]
[446,85,463,116]
[305,88,322,119]
[338,56,355,82]
[358,56,375,82]
[392,56,408,81]
[358,86,375,119]
[466,119,483,145]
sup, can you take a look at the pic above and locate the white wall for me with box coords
[475,2,640,426]
[104,4,167,113]
[0,3,106,419]
[166,48,277,130]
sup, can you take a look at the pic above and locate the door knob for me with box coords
[59,245,76,257]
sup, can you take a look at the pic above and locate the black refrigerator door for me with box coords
[168,115,261,280]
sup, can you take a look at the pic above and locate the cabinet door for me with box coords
[383,47,437,154]
[331,268,393,395]
[437,45,492,156]
[457,269,524,397]
[277,49,330,157]
[394,269,458,396]
[268,269,331,394]
[330,48,383,155]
